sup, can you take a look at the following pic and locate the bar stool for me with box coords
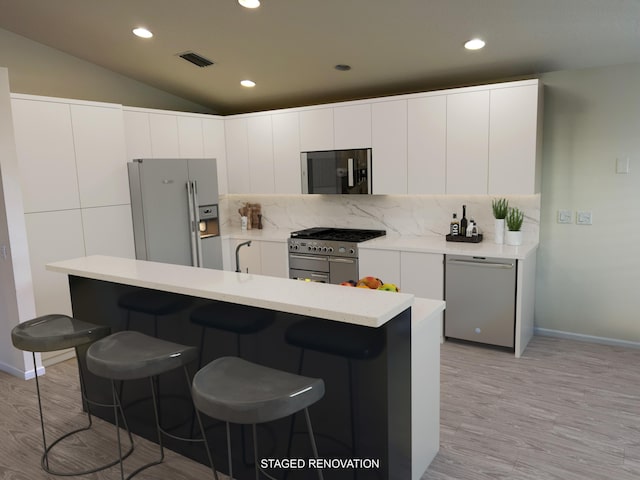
[10,314,134,476]
[189,301,274,368]
[118,289,190,337]
[284,319,385,465]
[192,356,325,480]
[86,330,218,480]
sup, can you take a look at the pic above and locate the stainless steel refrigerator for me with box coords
[127,158,223,269]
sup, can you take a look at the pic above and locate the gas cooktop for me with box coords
[290,227,386,243]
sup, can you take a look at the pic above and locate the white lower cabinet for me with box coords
[81,205,135,258]
[358,249,400,286]
[225,239,288,278]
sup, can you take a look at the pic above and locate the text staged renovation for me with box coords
[259,458,381,470]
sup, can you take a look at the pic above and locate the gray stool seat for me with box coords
[192,357,325,479]
[87,330,198,381]
[10,314,132,477]
[11,314,110,352]
[190,301,273,335]
[118,289,190,316]
[86,330,217,480]
[192,357,325,425]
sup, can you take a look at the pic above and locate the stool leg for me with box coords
[252,424,259,480]
[348,360,358,480]
[32,352,49,470]
[181,366,219,480]
[303,408,324,480]
[226,422,234,480]
[111,380,126,480]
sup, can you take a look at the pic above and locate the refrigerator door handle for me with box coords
[186,181,199,267]
[191,180,204,268]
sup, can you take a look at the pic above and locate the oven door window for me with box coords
[289,268,329,283]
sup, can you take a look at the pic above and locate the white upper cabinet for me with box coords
[272,111,301,194]
[225,117,250,193]
[177,115,205,158]
[408,95,447,194]
[488,84,540,194]
[11,98,80,213]
[202,117,228,195]
[446,90,490,194]
[372,100,407,194]
[70,104,129,208]
[123,110,152,160]
[247,115,275,193]
[149,113,180,158]
[299,108,334,151]
[334,103,372,149]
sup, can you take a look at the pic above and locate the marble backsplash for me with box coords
[220,194,541,243]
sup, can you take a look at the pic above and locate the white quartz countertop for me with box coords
[222,227,538,260]
[46,255,433,328]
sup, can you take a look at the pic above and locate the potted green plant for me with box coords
[505,207,524,246]
[491,198,509,244]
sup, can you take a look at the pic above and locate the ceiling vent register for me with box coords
[178,51,214,68]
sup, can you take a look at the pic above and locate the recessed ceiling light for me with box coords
[241,80,256,88]
[464,38,485,50]
[132,27,153,39]
[238,0,260,8]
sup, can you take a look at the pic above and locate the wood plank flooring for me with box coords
[0,335,638,479]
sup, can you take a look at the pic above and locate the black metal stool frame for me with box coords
[30,349,134,476]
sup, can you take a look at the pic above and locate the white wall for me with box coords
[0,27,213,114]
[0,67,39,378]
[536,63,640,343]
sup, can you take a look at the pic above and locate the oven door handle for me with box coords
[328,257,356,264]
[289,254,330,261]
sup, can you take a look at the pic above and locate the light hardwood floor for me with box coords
[1,336,639,479]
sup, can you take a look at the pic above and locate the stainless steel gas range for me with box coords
[287,227,386,284]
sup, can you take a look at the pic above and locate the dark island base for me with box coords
[68,276,412,480]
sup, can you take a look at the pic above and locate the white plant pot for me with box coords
[505,230,523,246]
[494,219,505,245]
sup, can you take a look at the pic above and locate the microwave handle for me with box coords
[300,152,309,194]
[366,148,372,193]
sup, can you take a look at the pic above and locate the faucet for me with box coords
[235,240,252,273]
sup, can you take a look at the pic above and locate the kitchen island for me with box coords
[47,255,444,480]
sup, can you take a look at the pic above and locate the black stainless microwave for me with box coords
[301,148,372,194]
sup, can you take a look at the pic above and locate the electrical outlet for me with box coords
[557,209,572,224]
[576,211,593,225]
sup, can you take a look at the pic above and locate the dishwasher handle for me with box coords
[447,258,514,269]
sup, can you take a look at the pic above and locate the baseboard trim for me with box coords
[0,361,45,380]
[535,327,640,350]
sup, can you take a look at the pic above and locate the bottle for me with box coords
[471,219,479,237]
[466,219,474,237]
[450,213,460,236]
[460,205,468,236]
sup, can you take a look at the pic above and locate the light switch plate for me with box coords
[616,157,630,174]
[576,211,593,225]
[557,209,572,224]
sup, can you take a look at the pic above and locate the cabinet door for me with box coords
[81,205,135,258]
[272,111,301,194]
[334,104,372,149]
[372,100,407,194]
[24,210,86,316]
[225,118,250,193]
[11,99,80,213]
[149,113,180,158]
[488,85,539,194]
[203,118,228,195]
[70,104,129,208]
[400,252,443,299]
[247,115,275,193]
[446,91,490,194]
[123,110,152,160]
[261,241,288,278]
[408,96,446,194]
[358,249,400,286]
[299,108,333,151]
[178,116,205,158]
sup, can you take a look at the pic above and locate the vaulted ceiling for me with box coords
[0,0,638,114]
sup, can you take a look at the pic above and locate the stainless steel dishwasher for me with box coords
[444,254,517,349]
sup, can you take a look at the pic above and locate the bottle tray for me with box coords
[446,234,483,243]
